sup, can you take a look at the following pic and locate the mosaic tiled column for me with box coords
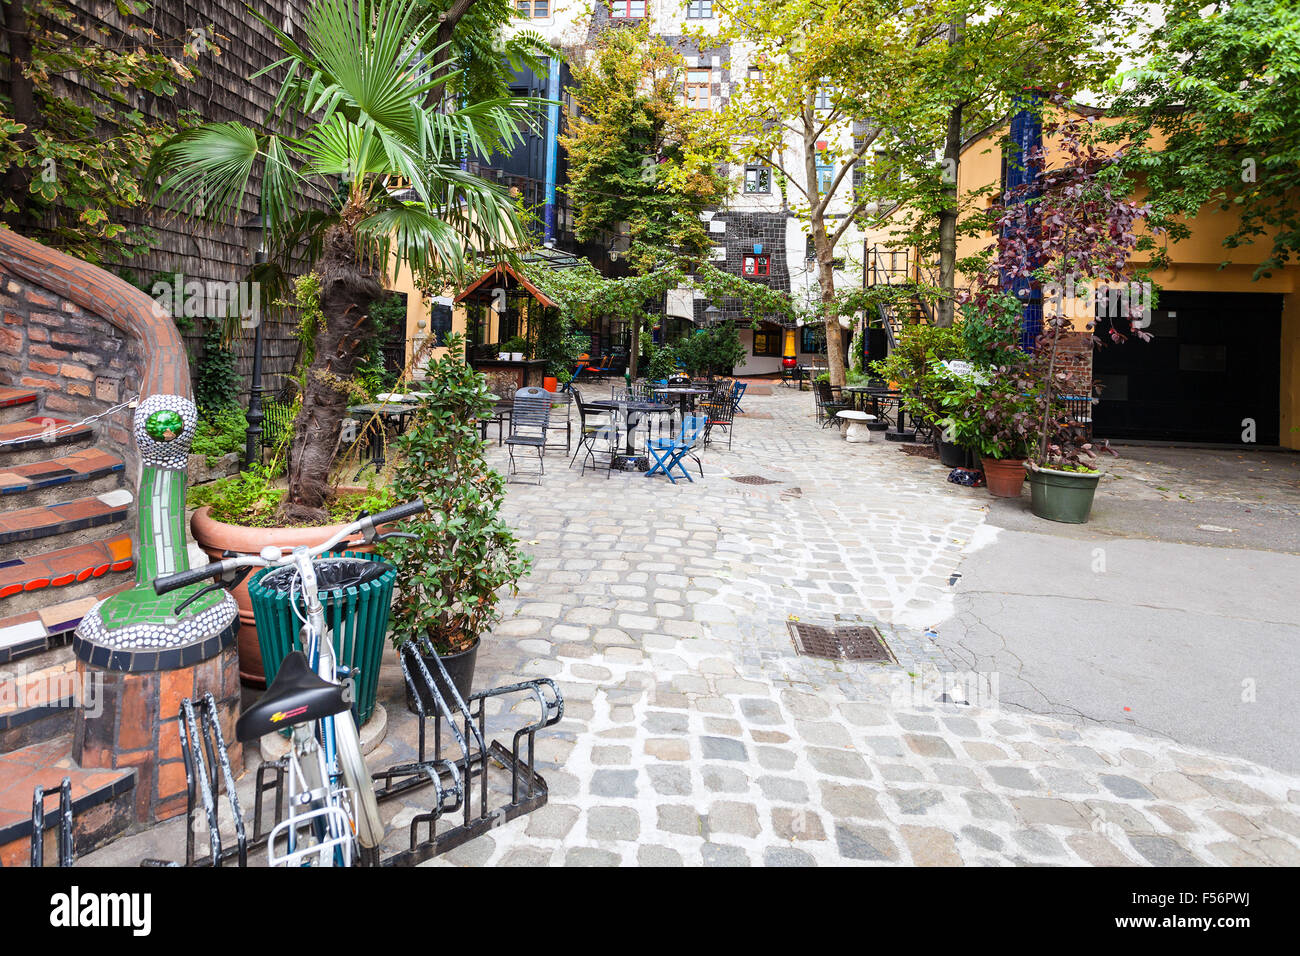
[72,396,242,824]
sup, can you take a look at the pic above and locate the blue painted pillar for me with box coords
[1003,91,1043,349]
[543,57,562,244]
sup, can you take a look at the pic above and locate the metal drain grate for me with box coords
[731,475,780,485]
[787,622,893,663]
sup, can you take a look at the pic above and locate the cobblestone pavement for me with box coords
[80,383,1300,868]
[421,384,1300,867]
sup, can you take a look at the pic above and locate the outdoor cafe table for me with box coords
[651,385,712,418]
[346,402,420,474]
[586,398,672,471]
[842,385,901,427]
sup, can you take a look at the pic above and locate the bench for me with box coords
[836,410,876,443]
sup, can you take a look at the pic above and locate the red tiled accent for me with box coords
[0,496,127,543]
[0,417,90,447]
[0,387,37,409]
[0,536,133,599]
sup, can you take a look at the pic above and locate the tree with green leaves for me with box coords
[560,23,732,271]
[0,0,206,263]
[150,0,530,522]
[1107,0,1300,278]
[707,0,927,388]
[827,0,1133,327]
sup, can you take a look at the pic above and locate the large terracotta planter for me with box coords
[980,456,1028,498]
[190,505,379,687]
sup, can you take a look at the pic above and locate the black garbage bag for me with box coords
[260,557,392,594]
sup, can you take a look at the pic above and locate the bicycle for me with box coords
[153,499,426,866]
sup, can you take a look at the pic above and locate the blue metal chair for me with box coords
[731,380,748,413]
[646,414,707,483]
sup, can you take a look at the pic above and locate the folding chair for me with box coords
[731,380,748,413]
[646,414,707,483]
[505,387,550,483]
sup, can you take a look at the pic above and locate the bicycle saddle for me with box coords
[236,650,350,742]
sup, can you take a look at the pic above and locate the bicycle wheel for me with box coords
[333,709,383,856]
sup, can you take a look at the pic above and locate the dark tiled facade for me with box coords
[693,212,792,324]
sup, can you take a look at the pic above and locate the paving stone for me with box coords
[1066,833,1136,866]
[565,847,622,867]
[1038,767,1099,795]
[1012,829,1067,857]
[905,734,956,759]
[863,736,906,757]
[772,807,827,842]
[591,745,632,766]
[589,770,638,798]
[526,803,580,840]
[645,737,690,761]
[638,844,684,867]
[806,747,872,780]
[501,847,555,867]
[703,765,750,793]
[835,823,900,862]
[902,825,963,866]
[963,792,1015,822]
[934,764,979,787]
[757,775,810,803]
[987,766,1041,791]
[764,847,818,867]
[1012,797,1090,829]
[1099,774,1155,800]
[657,804,703,836]
[960,826,1004,852]
[701,843,751,867]
[1187,775,1273,806]
[1128,835,1204,866]
[586,806,641,842]
[646,764,692,796]
[644,711,689,735]
[701,735,748,761]
[1149,805,1197,833]
[707,801,761,838]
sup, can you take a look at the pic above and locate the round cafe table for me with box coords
[651,385,712,419]
[586,398,672,471]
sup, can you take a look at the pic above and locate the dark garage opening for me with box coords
[1093,291,1282,445]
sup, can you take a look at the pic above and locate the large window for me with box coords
[816,164,835,196]
[815,85,835,111]
[516,0,550,16]
[686,0,713,16]
[685,68,711,110]
[753,330,781,356]
[609,0,646,17]
[744,164,771,193]
[800,325,822,354]
[742,254,770,277]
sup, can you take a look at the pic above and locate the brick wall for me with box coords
[0,275,141,456]
[1053,332,1095,395]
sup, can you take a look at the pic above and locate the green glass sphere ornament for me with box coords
[145,408,185,442]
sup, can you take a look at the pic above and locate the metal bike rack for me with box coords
[371,637,564,867]
[141,649,562,867]
[142,693,285,867]
[31,776,74,867]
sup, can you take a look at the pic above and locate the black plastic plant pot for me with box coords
[936,439,973,468]
[404,636,480,714]
[1027,465,1101,524]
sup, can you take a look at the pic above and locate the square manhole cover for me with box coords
[731,475,780,485]
[787,621,893,663]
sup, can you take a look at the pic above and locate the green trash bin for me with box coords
[247,551,396,727]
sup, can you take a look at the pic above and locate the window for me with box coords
[816,164,834,196]
[686,0,713,16]
[800,325,821,353]
[752,330,781,356]
[815,86,835,111]
[429,301,453,347]
[742,254,770,277]
[609,0,646,17]
[744,164,770,194]
[685,68,711,110]
[516,0,550,15]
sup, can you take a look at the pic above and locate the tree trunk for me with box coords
[281,225,383,523]
[814,223,845,388]
[935,14,966,328]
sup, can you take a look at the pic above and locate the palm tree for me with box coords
[150,0,529,521]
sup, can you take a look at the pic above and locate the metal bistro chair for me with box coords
[702,388,738,450]
[815,379,852,429]
[505,387,551,484]
[571,388,615,478]
[646,413,707,483]
[731,380,748,413]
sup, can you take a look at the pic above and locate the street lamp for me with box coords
[703,304,722,326]
[240,212,267,467]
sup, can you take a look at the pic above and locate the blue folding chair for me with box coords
[731,380,748,413]
[646,414,707,483]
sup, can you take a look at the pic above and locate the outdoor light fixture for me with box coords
[703,304,722,326]
[239,212,267,467]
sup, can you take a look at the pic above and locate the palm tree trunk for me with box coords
[281,224,383,523]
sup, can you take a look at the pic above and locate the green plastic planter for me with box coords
[1026,465,1101,524]
[247,551,396,726]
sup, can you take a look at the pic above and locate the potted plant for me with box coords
[379,334,531,711]
[963,104,1158,522]
[500,335,529,362]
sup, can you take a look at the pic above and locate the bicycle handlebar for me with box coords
[152,498,426,596]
